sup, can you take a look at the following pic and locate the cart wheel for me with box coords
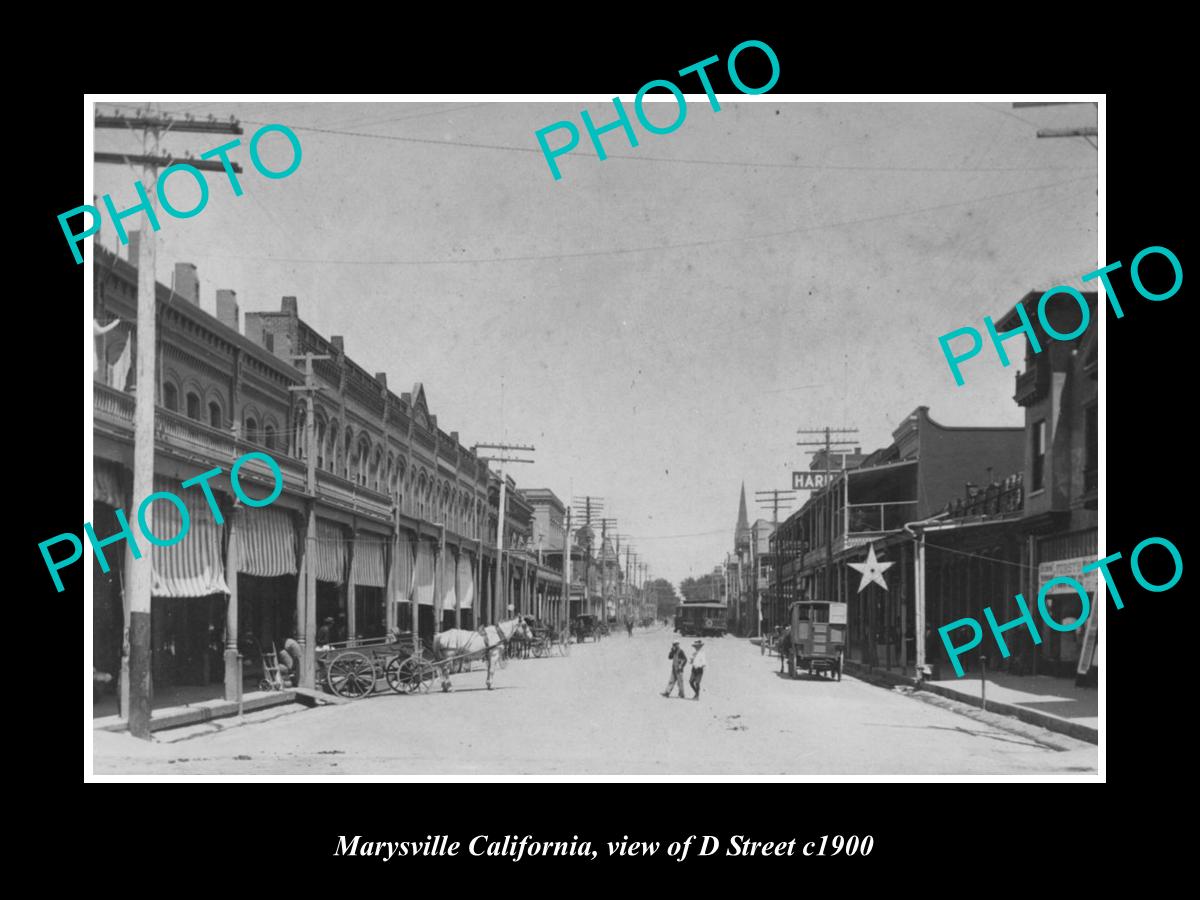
[327,651,375,698]
[399,658,425,694]
[385,656,414,694]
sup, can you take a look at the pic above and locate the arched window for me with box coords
[316,420,326,469]
[356,437,371,486]
[162,382,178,412]
[208,401,222,429]
[264,425,276,451]
[186,392,201,421]
[294,408,306,459]
[245,416,258,444]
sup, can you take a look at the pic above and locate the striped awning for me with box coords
[238,506,297,577]
[439,546,457,611]
[390,531,415,605]
[93,460,125,509]
[413,539,435,606]
[316,519,346,585]
[350,535,387,588]
[456,552,475,610]
[149,476,228,598]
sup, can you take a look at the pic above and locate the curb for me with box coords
[93,689,313,734]
[843,661,1098,745]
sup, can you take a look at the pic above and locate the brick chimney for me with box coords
[281,296,298,316]
[174,263,199,305]
[331,335,345,353]
[216,289,239,332]
[374,372,388,388]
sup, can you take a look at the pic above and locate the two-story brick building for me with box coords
[92,244,548,712]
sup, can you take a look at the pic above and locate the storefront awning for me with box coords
[93,460,125,509]
[413,539,435,606]
[456,552,475,610]
[239,506,297,577]
[350,536,387,588]
[149,476,228,598]
[316,519,346,585]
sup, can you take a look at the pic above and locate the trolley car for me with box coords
[674,602,728,638]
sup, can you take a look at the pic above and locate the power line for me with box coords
[227,117,1094,174]
[199,174,1094,268]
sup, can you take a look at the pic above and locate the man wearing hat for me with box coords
[662,641,688,698]
[689,640,708,700]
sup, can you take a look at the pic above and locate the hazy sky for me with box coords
[91,98,1097,587]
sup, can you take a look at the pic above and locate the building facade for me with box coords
[92,245,556,712]
[770,407,1025,670]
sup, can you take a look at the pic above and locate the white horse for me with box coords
[433,618,531,691]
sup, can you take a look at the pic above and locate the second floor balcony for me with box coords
[846,501,919,534]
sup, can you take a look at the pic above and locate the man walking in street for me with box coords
[662,640,688,698]
[689,640,707,700]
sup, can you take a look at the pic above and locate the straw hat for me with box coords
[692,640,704,647]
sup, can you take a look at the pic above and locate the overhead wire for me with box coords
[200,173,1095,267]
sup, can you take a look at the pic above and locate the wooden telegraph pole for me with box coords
[796,427,859,607]
[94,106,242,739]
[288,353,332,689]
[572,497,604,617]
[473,443,535,623]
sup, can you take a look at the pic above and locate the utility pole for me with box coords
[94,105,242,739]
[1012,102,1098,148]
[474,443,534,623]
[755,489,796,526]
[572,496,604,617]
[797,427,859,607]
[597,517,617,621]
[563,506,573,627]
[288,353,331,688]
[755,489,795,637]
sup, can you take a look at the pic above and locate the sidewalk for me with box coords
[844,662,1098,744]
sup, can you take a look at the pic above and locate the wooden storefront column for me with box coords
[347,530,358,640]
[223,504,243,702]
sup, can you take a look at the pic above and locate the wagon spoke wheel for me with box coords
[385,656,413,694]
[394,657,424,693]
[327,651,375,699]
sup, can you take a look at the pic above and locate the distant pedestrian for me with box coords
[662,641,688,698]
[689,640,707,700]
[625,616,634,638]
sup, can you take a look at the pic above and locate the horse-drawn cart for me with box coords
[316,631,438,699]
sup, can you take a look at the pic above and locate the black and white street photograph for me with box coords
[78,94,1106,778]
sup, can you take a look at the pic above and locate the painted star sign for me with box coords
[849,543,894,592]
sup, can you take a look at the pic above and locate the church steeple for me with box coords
[735,482,750,549]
